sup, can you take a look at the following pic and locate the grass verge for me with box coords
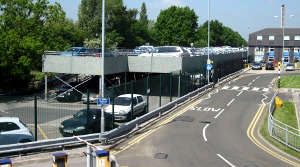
[280,75,300,88]
[260,103,300,159]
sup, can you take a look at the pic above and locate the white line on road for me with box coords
[203,124,209,141]
[217,154,235,167]
[214,109,225,119]
[227,98,235,106]
[236,91,243,96]
[0,110,8,114]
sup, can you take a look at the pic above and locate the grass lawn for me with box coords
[260,103,300,159]
[280,75,300,88]
[261,75,300,158]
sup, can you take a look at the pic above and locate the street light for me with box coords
[207,0,211,83]
[100,0,105,133]
[247,26,250,66]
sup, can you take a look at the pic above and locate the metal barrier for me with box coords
[0,69,245,156]
[268,92,300,152]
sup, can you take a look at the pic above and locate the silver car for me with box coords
[285,63,295,71]
[0,117,34,145]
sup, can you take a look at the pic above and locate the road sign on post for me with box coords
[97,98,110,105]
[206,64,213,70]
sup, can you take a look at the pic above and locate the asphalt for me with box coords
[3,68,300,167]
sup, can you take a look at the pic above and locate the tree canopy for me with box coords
[0,1,247,93]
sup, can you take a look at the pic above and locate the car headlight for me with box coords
[75,126,85,131]
[59,124,64,128]
[119,110,126,114]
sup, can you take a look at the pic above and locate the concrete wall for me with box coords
[43,53,243,75]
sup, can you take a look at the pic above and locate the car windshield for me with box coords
[74,110,87,118]
[158,47,180,53]
[253,62,261,65]
[287,64,293,66]
[66,48,81,52]
[114,97,132,106]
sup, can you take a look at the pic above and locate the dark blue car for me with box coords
[60,47,87,56]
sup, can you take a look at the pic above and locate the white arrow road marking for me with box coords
[203,124,209,141]
[217,154,235,167]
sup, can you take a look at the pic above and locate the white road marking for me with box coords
[214,109,225,119]
[262,88,269,92]
[232,86,239,90]
[221,86,230,90]
[237,91,243,96]
[252,87,259,91]
[0,110,8,114]
[241,87,249,91]
[227,98,235,106]
[203,124,209,141]
[217,154,235,167]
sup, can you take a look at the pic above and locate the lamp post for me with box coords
[207,0,211,83]
[100,0,105,133]
[247,26,250,66]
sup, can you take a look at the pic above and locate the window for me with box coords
[284,48,290,52]
[257,36,263,40]
[255,47,264,51]
[284,36,290,40]
[269,36,274,40]
[294,47,300,52]
[269,47,274,52]
[295,36,300,41]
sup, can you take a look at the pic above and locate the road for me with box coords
[109,69,299,167]
[5,68,300,166]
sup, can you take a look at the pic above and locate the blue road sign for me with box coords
[206,64,213,70]
[97,98,110,105]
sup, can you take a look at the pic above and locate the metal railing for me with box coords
[0,69,245,156]
[268,92,300,152]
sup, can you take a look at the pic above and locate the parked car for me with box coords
[60,47,88,56]
[59,108,113,137]
[81,91,99,104]
[285,63,295,71]
[82,48,115,57]
[252,61,262,70]
[133,46,155,54]
[105,94,147,121]
[265,62,274,70]
[139,46,190,57]
[56,84,83,102]
[0,117,34,145]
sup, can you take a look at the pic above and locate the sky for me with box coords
[49,0,300,40]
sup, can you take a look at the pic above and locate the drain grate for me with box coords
[154,153,168,159]
[173,116,194,122]
[200,121,211,124]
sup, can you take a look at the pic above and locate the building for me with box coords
[248,28,300,64]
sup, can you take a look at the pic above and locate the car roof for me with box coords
[117,94,142,98]
[0,117,20,122]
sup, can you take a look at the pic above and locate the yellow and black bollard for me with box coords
[0,158,12,167]
[52,152,68,167]
[95,149,110,167]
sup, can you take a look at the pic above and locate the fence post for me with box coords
[112,85,115,129]
[285,125,288,147]
[159,74,162,107]
[178,70,181,98]
[147,77,149,113]
[170,73,172,102]
[34,94,37,141]
[131,80,133,121]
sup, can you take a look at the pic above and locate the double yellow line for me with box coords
[247,104,300,167]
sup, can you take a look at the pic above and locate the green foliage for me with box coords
[195,20,247,47]
[280,75,300,88]
[0,0,83,93]
[139,2,148,26]
[154,6,198,46]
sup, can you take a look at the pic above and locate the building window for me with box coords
[269,47,274,52]
[257,36,263,40]
[269,36,274,40]
[284,48,290,52]
[255,47,263,51]
[294,47,300,52]
[284,36,290,40]
[295,36,300,41]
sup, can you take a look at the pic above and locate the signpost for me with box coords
[97,98,110,105]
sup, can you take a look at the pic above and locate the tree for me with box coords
[139,2,148,27]
[0,0,82,93]
[154,6,198,46]
[195,20,247,47]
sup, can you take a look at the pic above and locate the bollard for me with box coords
[94,150,110,167]
[52,152,68,167]
[0,158,12,167]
